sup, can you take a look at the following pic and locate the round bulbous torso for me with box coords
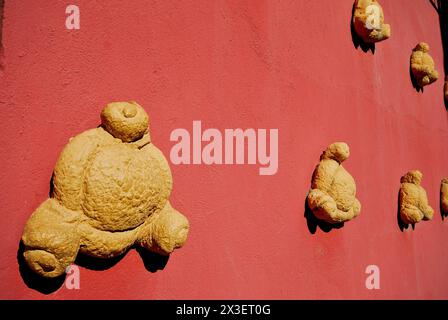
[81,143,173,232]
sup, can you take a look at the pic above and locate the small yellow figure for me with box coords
[307,142,361,224]
[399,170,434,225]
[441,178,448,217]
[410,42,439,88]
[352,0,391,44]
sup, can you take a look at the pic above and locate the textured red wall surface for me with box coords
[0,0,447,299]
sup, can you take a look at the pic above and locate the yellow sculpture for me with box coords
[410,42,439,88]
[307,142,361,224]
[21,102,189,278]
[441,178,448,217]
[399,170,434,225]
[352,0,390,44]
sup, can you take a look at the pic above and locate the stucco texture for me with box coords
[0,0,448,299]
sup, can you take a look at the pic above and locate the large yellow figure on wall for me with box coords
[21,102,189,278]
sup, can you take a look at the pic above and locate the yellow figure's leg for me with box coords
[21,199,81,278]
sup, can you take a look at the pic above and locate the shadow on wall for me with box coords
[304,194,344,234]
[350,1,376,54]
[396,190,415,232]
[430,0,448,110]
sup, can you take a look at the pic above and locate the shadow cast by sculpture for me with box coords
[136,247,170,273]
[304,195,344,234]
[304,143,361,233]
[410,64,424,93]
[430,0,448,109]
[74,251,127,271]
[441,201,446,221]
[350,1,376,54]
[397,190,415,232]
[75,246,169,273]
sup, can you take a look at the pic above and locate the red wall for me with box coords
[1,0,447,299]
